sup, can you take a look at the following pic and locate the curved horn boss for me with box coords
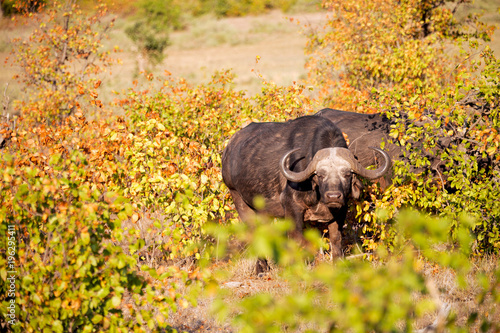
[279,148,314,183]
[280,147,391,182]
[336,147,391,179]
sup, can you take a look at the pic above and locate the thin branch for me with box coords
[2,83,10,114]
[344,253,373,260]
[432,161,446,193]
[415,277,451,332]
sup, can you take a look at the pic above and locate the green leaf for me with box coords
[81,232,90,245]
[91,314,103,324]
[110,295,121,308]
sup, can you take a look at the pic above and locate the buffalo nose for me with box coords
[325,191,342,200]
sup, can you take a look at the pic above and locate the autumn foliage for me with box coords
[0,0,499,331]
[10,0,116,122]
[0,2,315,326]
[305,0,494,109]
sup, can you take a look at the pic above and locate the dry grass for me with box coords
[166,258,291,332]
[2,3,500,107]
[134,10,326,96]
[423,255,500,329]
[1,10,326,110]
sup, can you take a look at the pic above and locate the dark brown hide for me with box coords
[222,115,391,272]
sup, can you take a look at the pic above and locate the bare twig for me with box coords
[344,253,373,260]
[432,161,446,193]
[2,83,10,114]
[415,278,452,333]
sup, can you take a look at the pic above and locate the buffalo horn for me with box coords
[280,147,391,182]
[280,148,315,183]
[280,148,331,183]
[337,147,391,179]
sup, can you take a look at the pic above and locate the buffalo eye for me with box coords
[341,169,351,178]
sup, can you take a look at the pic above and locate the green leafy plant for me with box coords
[208,210,499,332]
[125,0,183,69]
[304,0,499,255]
[352,38,500,255]
[0,145,202,332]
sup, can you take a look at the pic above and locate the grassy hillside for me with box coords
[2,1,498,111]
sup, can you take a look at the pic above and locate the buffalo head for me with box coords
[280,147,391,208]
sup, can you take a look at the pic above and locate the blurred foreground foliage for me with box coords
[0,0,499,331]
[207,210,500,332]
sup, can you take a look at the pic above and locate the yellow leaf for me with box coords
[81,232,90,245]
[3,172,12,182]
[212,198,220,211]
[180,299,189,309]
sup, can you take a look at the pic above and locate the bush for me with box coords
[305,0,499,255]
[110,72,247,259]
[361,44,500,254]
[1,2,204,330]
[10,0,117,123]
[125,0,183,67]
[208,210,500,332]
[0,119,202,331]
[305,0,494,109]
[109,72,314,260]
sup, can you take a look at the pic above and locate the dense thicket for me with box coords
[305,0,500,254]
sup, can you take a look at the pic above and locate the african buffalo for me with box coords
[222,115,391,271]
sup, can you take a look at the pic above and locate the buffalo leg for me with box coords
[255,258,270,275]
[282,198,307,245]
[230,190,256,221]
[229,190,272,275]
[328,222,343,258]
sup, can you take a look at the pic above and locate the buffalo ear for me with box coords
[351,175,363,199]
